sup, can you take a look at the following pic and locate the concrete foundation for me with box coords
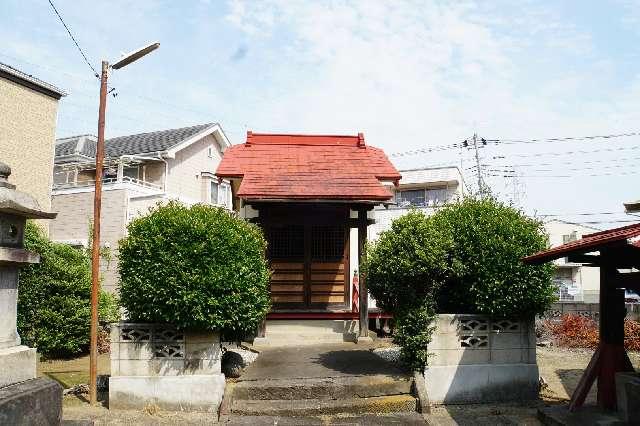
[424,364,539,404]
[109,374,225,412]
[424,314,538,404]
[254,320,358,346]
[615,371,640,423]
[0,345,36,387]
[109,323,224,412]
[0,377,62,425]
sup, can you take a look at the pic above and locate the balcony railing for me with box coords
[53,176,162,191]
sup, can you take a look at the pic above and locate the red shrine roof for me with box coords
[215,132,401,202]
[523,222,640,265]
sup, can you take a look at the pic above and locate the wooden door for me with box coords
[266,223,348,310]
[309,225,348,306]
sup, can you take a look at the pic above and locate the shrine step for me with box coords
[229,394,418,416]
[254,320,359,346]
[233,375,413,400]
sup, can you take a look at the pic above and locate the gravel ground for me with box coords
[371,346,402,363]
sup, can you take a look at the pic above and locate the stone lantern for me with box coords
[0,161,61,423]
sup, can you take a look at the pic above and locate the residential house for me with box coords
[368,166,467,240]
[50,123,231,293]
[543,219,601,303]
[215,132,400,342]
[0,62,65,227]
[624,200,640,213]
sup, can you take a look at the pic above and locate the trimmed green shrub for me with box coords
[118,202,270,338]
[393,302,437,370]
[17,221,119,358]
[430,197,555,319]
[366,210,454,313]
[365,197,555,368]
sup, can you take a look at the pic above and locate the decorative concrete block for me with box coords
[0,377,62,425]
[424,314,538,404]
[109,323,224,412]
[428,348,490,366]
[110,323,221,377]
[0,345,36,387]
[109,374,225,412]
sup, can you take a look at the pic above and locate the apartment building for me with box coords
[543,219,601,303]
[368,166,467,240]
[0,62,65,227]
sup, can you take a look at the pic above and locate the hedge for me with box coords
[17,221,119,358]
[118,202,271,338]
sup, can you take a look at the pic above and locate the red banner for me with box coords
[352,271,359,313]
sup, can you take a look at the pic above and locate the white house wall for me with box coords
[50,188,128,294]
[543,220,601,302]
[165,134,223,204]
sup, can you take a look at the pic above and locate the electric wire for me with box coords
[47,0,99,79]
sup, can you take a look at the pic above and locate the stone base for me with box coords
[0,377,62,425]
[616,371,640,423]
[537,405,623,425]
[109,374,225,412]
[253,320,359,346]
[0,345,36,387]
[424,364,539,404]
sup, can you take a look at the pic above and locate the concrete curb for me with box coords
[412,371,430,414]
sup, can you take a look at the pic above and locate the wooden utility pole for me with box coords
[89,60,108,405]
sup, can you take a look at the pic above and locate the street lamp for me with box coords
[89,41,160,405]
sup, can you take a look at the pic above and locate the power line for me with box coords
[487,162,639,174]
[571,219,640,225]
[390,131,640,159]
[491,132,640,146]
[486,169,640,178]
[47,0,99,79]
[488,155,640,169]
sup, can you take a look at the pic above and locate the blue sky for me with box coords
[2,0,640,227]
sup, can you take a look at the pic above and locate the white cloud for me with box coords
[225,0,640,216]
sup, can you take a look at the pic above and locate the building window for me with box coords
[397,187,451,207]
[563,231,578,244]
[207,146,214,158]
[210,181,219,204]
[123,166,139,180]
[397,189,426,207]
[425,188,449,206]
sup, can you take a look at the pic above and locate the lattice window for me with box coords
[153,328,184,342]
[121,327,151,341]
[492,320,520,332]
[266,225,304,259]
[460,335,489,348]
[311,226,345,261]
[460,319,488,332]
[152,343,184,358]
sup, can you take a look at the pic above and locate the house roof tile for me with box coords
[523,222,640,264]
[216,132,401,201]
[55,123,216,159]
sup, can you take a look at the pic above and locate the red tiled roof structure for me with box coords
[523,222,640,264]
[215,132,401,202]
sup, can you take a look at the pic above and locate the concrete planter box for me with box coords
[109,323,225,412]
[424,314,538,404]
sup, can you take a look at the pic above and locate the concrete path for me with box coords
[241,343,409,381]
